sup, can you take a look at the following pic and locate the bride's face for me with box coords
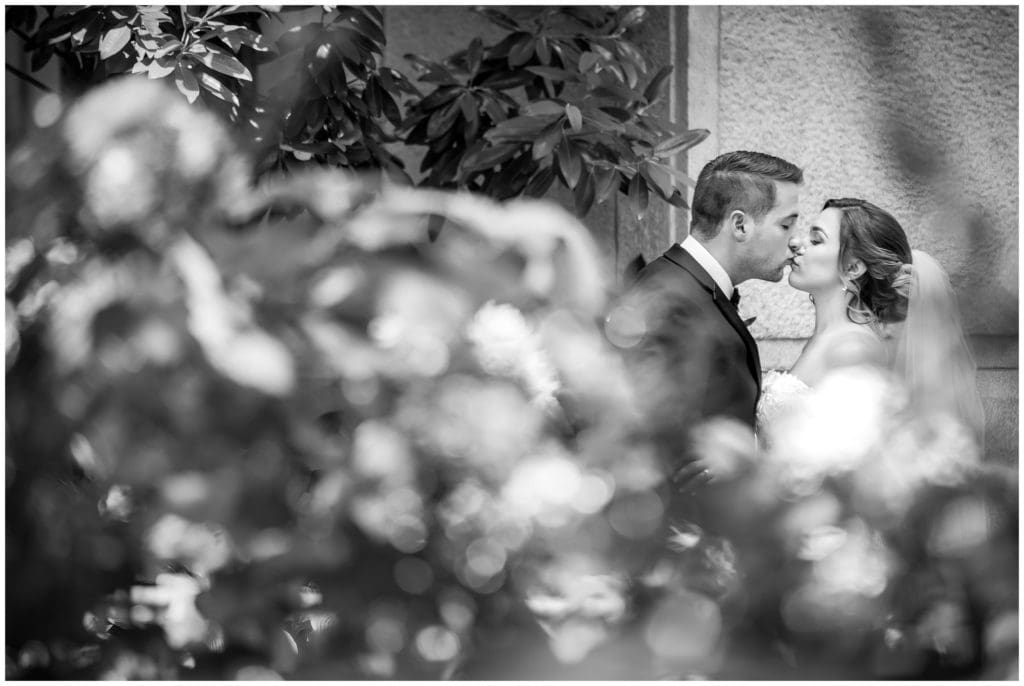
[788,207,843,293]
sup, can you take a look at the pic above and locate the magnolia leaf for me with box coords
[654,129,710,157]
[641,160,675,200]
[643,64,675,103]
[524,66,579,83]
[628,173,649,221]
[594,164,619,203]
[174,63,201,104]
[153,38,182,59]
[523,164,557,197]
[147,59,175,79]
[466,37,483,73]
[485,115,557,143]
[579,51,600,74]
[99,25,132,59]
[476,8,521,31]
[196,70,240,106]
[565,104,583,133]
[522,100,565,117]
[508,34,535,68]
[649,160,698,187]
[532,123,562,161]
[557,136,582,189]
[200,48,252,81]
[574,166,596,216]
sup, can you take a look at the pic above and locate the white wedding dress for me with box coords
[755,369,811,450]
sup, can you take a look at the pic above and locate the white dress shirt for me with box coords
[680,234,734,300]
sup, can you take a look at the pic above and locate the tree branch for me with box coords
[5,63,54,93]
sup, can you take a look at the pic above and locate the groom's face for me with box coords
[745,181,801,282]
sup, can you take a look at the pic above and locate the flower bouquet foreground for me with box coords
[6,79,1016,680]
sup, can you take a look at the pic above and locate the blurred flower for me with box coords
[466,300,560,409]
[169,235,295,396]
[396,375,544,482]
[146,514,232,576]
[130,573,209,649]
[525,569,627,664]
[688,417,756,480]
[644,589,723,666]
[63,77,246,238]
[370,270,471,377]
[351,420,414,484]
[926,495,996,557]
[415,625,461,662]
[782,519,894,637]
[764,367,903,492]
[99,484,133,521]
[6,299,20,370]
[667,522,703,553]
[501,445,586,527]
[853,412,980,518]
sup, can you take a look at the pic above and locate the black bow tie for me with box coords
[729,289,741,307]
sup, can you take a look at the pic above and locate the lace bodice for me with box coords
[756,370,811,446]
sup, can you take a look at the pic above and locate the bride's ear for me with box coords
[844,259,866,279]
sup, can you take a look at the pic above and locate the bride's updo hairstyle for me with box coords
[823,198,913,324]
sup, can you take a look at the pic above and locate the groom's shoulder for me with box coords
[631,251,703,296]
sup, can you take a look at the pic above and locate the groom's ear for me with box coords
[729,210,750,242]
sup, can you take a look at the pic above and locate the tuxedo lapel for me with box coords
[662,245,762,395]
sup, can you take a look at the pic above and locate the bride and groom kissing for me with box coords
[610,149,984,494]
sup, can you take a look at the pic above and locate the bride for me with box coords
[757,197,985,455]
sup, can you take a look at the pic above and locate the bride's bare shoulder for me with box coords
[822,326,887,370]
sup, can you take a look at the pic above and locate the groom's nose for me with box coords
[787,235,803,254]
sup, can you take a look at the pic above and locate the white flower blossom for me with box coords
[466,301,560,409]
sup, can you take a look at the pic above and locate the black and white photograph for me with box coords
[5,4,1019,680]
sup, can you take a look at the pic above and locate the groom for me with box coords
[611,150,803,484]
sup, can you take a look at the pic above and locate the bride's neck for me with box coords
[810,288,850,334]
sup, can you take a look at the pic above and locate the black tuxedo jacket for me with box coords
[618,244,762,446]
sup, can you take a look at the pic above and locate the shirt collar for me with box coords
[680,234,734,299]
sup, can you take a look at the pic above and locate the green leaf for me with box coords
[557,136,582,189]
[628,172,649,221]
[649,160,698,187]
[523,164,557,197]
[481,97,507,124]
[200,47,253,81]
[536,37,551,65]
[466,37,483,73]
[643,65,673,104]
[147,59,176,79]
[532,123,562,161]
[522,100,566,117]
[476,8,521,31]
[565,104,583,133]
[594,164,619,203]
[485,114,557,143]
[641,160,675,199]
[579,51,600,73]
[508,34,535,68]
[617,7,648,30]
[153,38,182,59]
[174,63,201,104]
[574,166,596,216]
[524,66,579,83]
[427,98,462,138]
[99,25,131,59]
[654,129,710,157]
[196,70,240,106]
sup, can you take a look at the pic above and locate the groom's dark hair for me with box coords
[690,151,803,239]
